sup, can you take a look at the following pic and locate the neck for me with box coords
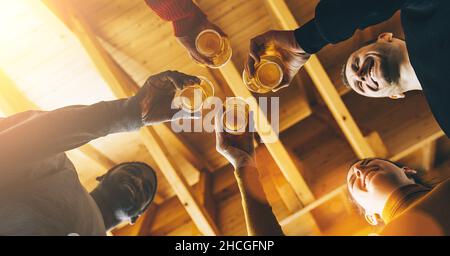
[90,187,122,231]
[381,183,430,223]
[399,59,422,92]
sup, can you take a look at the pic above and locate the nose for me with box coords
[354,164,370,179]
[356,68,367,82]
[355,167,362,178]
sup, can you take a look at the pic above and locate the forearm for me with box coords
[0,98,142,171]
[234,165,284,236]
[294,0,405,54]
[145,0,206,36]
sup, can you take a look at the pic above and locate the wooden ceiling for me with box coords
[0,0,449,236]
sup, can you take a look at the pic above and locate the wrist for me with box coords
[234,154,256,169]
[126,96,145,128]
[293,19,327,54]
[289,31,311,59]
[173,12,207,37]
[145,0,207,37]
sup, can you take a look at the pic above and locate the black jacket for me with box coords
[294,0,450,137]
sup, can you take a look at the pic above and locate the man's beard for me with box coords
[379,54,401,86]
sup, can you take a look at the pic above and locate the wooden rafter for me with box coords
[196,171,216,220]
[265,0,376,159]
[41,0,218,235]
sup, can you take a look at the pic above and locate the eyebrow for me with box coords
[360,159,373,166]
[347,57,367,94]
[351,57,360,72]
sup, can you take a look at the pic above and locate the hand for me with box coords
[245,30,311,90]
[177,20,228,66]
[214,108,255,169]
[134,70,200,125]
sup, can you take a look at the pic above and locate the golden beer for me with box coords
[222,97,249,135]
[177,76,214,113]
[243,44,284,94]
[195,29,232,68]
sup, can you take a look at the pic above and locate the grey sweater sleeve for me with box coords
[0,97,143,174]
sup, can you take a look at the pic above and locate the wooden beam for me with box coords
[196,171,216,221]
[42,0,218,235]
[140,129,219,235]
[396,140,438,172]
[265,0,376,159]
[365,131,389,159]
[280,184,347,227]
[390,131,444,162]
[219,63,315,205]
[256,147,302,212]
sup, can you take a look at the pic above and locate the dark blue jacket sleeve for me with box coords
[294,0,406,54]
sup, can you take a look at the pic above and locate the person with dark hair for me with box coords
[245,0,450,138]
[347,158,450,235]
[0,70,200,235]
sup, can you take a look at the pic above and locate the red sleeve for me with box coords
[145,0,207,37]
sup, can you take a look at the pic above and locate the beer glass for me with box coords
[195,29,232,68]
[243,44,284,94]
[176,76,214,113]
[222,97,249,135]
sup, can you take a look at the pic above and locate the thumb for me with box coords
[170,108,201,121]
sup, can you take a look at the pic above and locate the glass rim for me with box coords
[176,76,215,113]
[222,107,249,134]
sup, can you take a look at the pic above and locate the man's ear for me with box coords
[96,174,105,182]
[389,93,405,99]
[130,215,140,225]
[365,213,382,226]
[378,32,394,43]
[402,167,418,178]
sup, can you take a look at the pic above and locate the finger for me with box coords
[190,51,214,66]
[165,70,201,90]
[245,55,257,78]
[274,76,291,92]
[248,38,262,65]
[247,37,266,78]
[170,108,201,121]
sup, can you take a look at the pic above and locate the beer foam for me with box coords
[257,61,282,88]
